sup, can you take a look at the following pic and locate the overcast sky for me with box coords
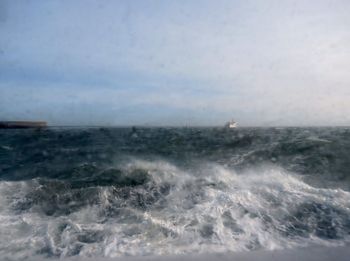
[1,0,349,126]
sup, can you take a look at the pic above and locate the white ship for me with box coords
[225,119,237,128]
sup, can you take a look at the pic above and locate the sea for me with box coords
[0,127,350,260]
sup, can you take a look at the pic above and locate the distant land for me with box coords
[0,121,47,129]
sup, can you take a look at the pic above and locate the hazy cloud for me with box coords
[1,0,349,126]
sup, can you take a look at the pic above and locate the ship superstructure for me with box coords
[225,120,237,128]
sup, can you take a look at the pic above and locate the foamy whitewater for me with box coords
[0,127,350,260]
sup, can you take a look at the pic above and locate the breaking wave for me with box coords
[1,159,350,260]
[1,127,350,260]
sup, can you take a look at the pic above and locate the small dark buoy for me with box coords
[131,126,138,138]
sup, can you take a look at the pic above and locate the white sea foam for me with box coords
[1,160,350,260]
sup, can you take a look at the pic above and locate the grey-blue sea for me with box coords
[1,127,350,260]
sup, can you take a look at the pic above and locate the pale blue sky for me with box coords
[1,0,350,126]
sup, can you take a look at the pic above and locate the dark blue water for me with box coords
[1,127,350,259]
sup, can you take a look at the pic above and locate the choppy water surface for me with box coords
[1,127,350,260]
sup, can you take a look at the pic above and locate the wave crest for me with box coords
[1,160,350,259]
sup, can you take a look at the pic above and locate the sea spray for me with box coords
[1,127,350,259]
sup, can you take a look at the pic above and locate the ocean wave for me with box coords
[1,159,350,260]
